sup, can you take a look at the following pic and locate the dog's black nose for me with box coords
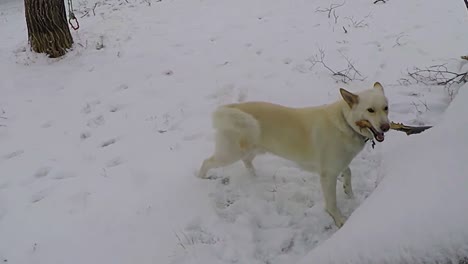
[381,123,390,132]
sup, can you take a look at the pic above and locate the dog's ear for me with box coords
[373,82,384,92]
[340,88,359,108]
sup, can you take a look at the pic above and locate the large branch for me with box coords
[356,120,433,136]
[389,122,432,135]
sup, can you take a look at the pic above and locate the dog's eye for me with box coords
[384,106,388,111]
[367,108,375,113]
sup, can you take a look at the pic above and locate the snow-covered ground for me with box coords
[0,0,467,263]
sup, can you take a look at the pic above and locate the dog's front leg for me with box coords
[320,172,346,228]
[342,167,354,199]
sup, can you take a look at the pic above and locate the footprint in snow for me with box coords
[100,138,118,148]
[52,170,77,180]
[106,157,124,168]
[80,131,91,140]
[3,150,24,160]
[81,100,101,115]
[109,104,125,113]
[115,84,129,92]
[34,166,51,178]
[87,115,105,128]
[40,121,53,128]
[283,58,293,65]
[31,187,54,203]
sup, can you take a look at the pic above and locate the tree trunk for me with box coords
[24,0,74,58]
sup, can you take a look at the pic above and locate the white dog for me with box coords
[198,82,390,227]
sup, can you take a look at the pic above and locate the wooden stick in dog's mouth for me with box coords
[356,119,433,138]
[355,120,385,142]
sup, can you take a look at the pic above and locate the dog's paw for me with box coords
[196,170,218,180]
[328,212,347,228]
[195,169,207,179]
[345,192,355,199]
[205,174,219,180]
[334,217,346,228]
[344,185,354,199]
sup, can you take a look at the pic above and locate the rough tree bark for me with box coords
[24,0,74,58]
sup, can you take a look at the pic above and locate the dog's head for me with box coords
[340,82,390,142]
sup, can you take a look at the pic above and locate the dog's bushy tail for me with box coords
[212,106,261,147]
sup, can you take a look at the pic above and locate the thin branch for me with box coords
[393,33,409,47]
[333,9,339,24]
[316,2,346,18]
[80,10,89,18]
[174,231,187,250]
[308,49,366,83]
[404,64,468,86]
[345,16,368,28]
[92,2,98,15]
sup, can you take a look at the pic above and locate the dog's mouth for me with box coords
[355,120,385,142]
[368,126,385,142]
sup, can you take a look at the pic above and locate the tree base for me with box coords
[24,0,74,58]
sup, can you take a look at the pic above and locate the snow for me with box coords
[0,0,467,263]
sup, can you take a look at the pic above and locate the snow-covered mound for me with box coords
[299,83,468,264]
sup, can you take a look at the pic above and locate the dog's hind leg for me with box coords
[242,153,256,176]
[198,131,245,179]
[342,167,354,198]
[320,172,346,228]
[198,152,244,179]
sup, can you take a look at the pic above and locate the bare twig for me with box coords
[393,33,409,47]
[345,16,368,28]
[411,101,422,114]
[333,9,339,24]
[339,51,366,80]
[92,2,98,15]
[342,26,348,33]
[174,231,187,250]
[418,99,430,111]
[397,78,411,86]
[406,64,468,86]
[308,49,366,83]
[80,10,89,18]
[316,2,346,19]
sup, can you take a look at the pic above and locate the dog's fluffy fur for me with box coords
[198,82,390,227]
